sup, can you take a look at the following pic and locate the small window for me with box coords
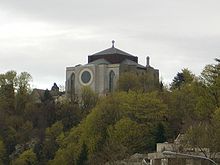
[70,73,75,99]
[109,71,115,92]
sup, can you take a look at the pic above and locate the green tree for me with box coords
[201,59,220,108]
[55,101,81,131]
[211,108,220,154]
[76,143,88,165]
[12,149,37,165]
[50,91,168,164]
[0,139,6,165]
[108,118,150,154]
[2,126,17,158]
[166,69,201,136]
[15,72,32,114]
[116,91,167,125]
[42,121,63,161]
[170,68,195,90]
[154,122,166,143]
[43,89,52,102]
[0,71,17,114]
[169,84,198,132]
[183,121,219,158]
[80,86,98,112]
[49,126,82,165]
[171,72,184,90]
[118,72,141,92]
[16,121,33,143]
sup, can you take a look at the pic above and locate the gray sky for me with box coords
[0,0,219,89]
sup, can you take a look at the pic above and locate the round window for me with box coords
[81,71,91,84]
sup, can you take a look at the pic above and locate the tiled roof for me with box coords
[92,46,135,57]
[88,41,138,64]
[121,59,145,69]
[87,58,110,65]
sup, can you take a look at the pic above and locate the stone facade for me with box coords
[65,41,159,99]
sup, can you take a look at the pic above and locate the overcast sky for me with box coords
[0,0,219,89]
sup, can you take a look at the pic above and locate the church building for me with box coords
[65,41,159,99]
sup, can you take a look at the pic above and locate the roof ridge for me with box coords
[91,46,135,57]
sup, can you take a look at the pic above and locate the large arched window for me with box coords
[109,70,115,92]
[70,73,75,100]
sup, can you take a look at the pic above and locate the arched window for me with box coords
[70,73,75,100]
[109,70,115,92]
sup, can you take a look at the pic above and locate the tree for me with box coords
[42,121,63,161]
[183,96,220,159]
[184,114,216,157]
[2,126,17,158]
[50,90,170,164]
[200,59,220,108]
[116,91,168,125]
[169,83,198,132]
[15,72,32,114]
[16,121,33,144]
[80,86,98,112]
[49,126,83,165]
[118,72,141,92]
[12,149,37,165]
[0,139,6,165]
[154,122,166,143]
[166,69,202,135]
[49,144,80,165]
[211,108,220,154]
[55,101,81,131]
[171,72,184,90]
[0,71,17,114]
[167,69,220,161]
[43,89,52,102]
[170,68,194,90]
[108,118,150,154]
[76,143,88,165]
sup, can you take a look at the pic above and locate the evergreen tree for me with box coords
[154,122,166,143]
[76,143,88,165]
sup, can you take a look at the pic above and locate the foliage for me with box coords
[42,121,63,160]
[118,72,141,92]
[0,59,220,164]
[182,59,220,159]
[0,71,16,114]
[15,72,32,114]
[12,149,37,165]
[201,59,220,108]
[170,68,195,90]
[0,139,6,165]
[76,143,88,165]
[55,101,81,131]
[154,122,166,143]
[118,71,159,92]
[43,89,52,102]
[52,91,167,164]
[108,118,150,154]
[80,86,98,112]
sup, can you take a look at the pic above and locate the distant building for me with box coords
[65,41,159,99]
[31,83,62,103]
